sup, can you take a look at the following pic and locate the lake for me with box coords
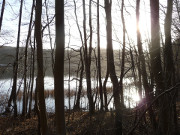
[0,76,140,113]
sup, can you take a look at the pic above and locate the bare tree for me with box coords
[150,0,164,94]
[73,0,84,111]
[45,0,55,73]
[22,0,35,117]
[6,0,23,117]
[160,0,176,134]
[74,47,84,110]
[35,0,48,134]
[97,0,103,111]
[82,0,94,114]
[136,0,157,133]
[54,0,66,134]
[118,0,126,106]
[104,0,122,134]
[0,0,5,32]
[27,37,35,117]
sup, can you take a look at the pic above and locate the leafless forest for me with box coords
[0,0,180,134]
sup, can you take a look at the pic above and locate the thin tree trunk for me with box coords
[0,0,5,32]
[22,0,34,117]
[45,0,54,73]
[103,41,110,111]
[74,47,84,110]
[54,0,66,134]
[103,69,109,111]
[6,0,23,117]
[82,0,94,114]
[73,0,85,111]
[119,0,125,105]
[88,0,94,113]
[97,0,103,111]
[34,78,41,134]
[136,0,157,133]
[67,28,71,123]
[28,39,35,117]
[34,78,38,114]
[134,49,143,100]
[35,0,48,134]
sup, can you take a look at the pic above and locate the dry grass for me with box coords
[16,88,91,100]
[0,111,117,135]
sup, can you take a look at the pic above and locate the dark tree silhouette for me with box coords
[54,0,66,134]
[22,0,34,117]
[35,0,48,134]
[136,0,157,133]
[97,0,103,111]
[82,0,94,114]
[0,0,5,32]
[105,0,122,134]
[6,0,24,117]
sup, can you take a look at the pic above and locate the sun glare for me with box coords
[132,94,140,102]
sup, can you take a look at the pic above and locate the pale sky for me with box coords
[0,0,168,50]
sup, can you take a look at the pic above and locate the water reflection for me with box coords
[0,76,140,113]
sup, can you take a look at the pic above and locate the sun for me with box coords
[132,93,140,102]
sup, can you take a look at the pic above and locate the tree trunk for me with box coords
[105,0,122,134]
[35,0,48,134]
[73,0,85,111]
[97,0,103,111]
[103,69,109,111]
[54,0,66,134]
[150,0,164,93]
[134,49,143,100]
[74,48,84,110]
[136,0,158,133]
[0,0,5,32]
[6,0,23,117]
[119,0,125,105]
[28,40,35,117]
[161,0,175,134]
[45,0,55,73]
[103,39,110,111]
[82,0,94,114]
[22,0,34,117]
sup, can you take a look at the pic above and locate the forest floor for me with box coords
[0,111,118,135]
[0,104,180,135]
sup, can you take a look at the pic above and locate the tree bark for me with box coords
[35,0,48,134]
[136,0,158,133]
[103,69,109,111]
[22,0,34,117]
[97,0,103,111]
[134,49,143,100]
[74,48,84,110]
[45,0,55,73]
[54,0,66,134]
[73,0,85,111]
[150,0,164,93]
[6,0,23,117]
[103,40,109,111]
[119,0,125,105]
[82,0,94,114]
[28,39,35,117]
[0,0,5,32]
[161,0,175,134]
[105,0,122,134]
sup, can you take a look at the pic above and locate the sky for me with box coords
[0,0,168,50]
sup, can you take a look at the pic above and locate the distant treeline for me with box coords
[0,46,127,79]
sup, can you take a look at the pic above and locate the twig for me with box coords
[127,83,180,135]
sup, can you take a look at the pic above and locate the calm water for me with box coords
[0,76,140,113]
